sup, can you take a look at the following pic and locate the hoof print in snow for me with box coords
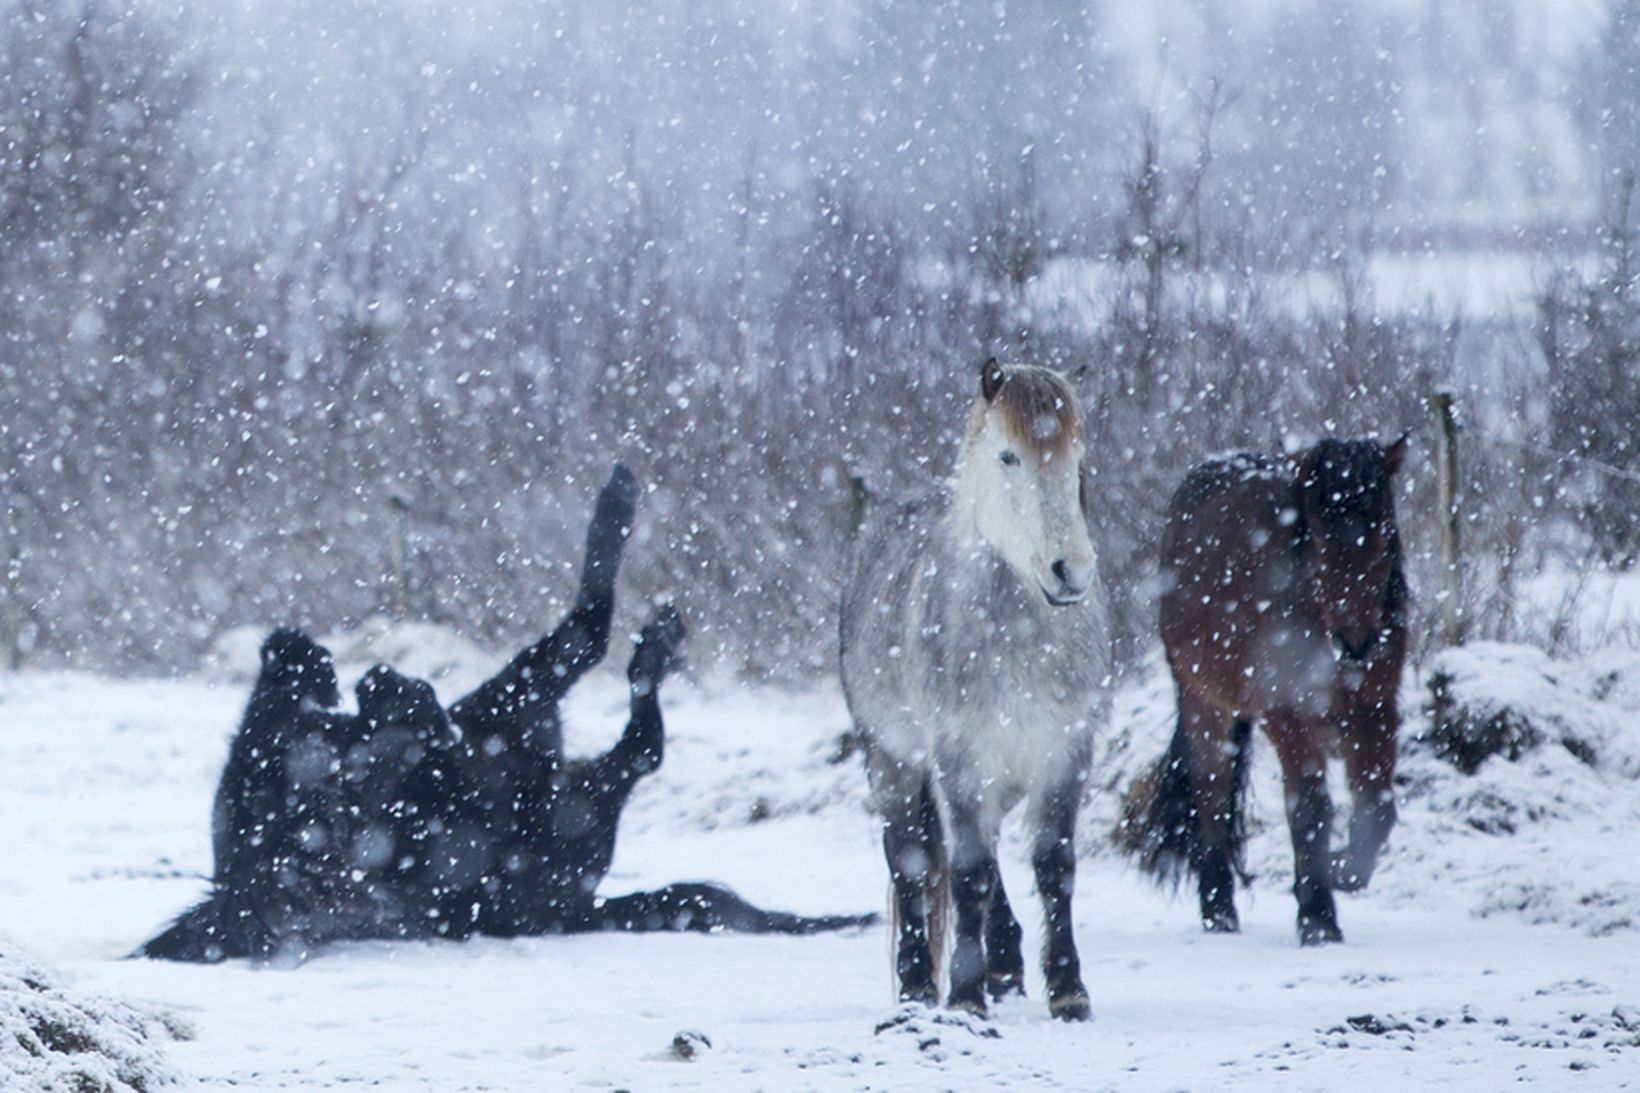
[1343,1013,1414,1036]
[670,1029,712,1061]
[874,1003,1002,1049]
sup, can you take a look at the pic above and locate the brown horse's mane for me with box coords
[1290,438,1410,633]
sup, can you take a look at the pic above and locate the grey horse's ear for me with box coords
[981,357,1006,402]
[1384,431,1410,476]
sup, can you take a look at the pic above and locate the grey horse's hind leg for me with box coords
[1031,777,1091,1021]
[867,747,943,1007]
[985,858,1025,1000]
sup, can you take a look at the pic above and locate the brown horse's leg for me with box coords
[1266,712,1342,945]
[1179,691,1242,933]
[1333,679,1400,892]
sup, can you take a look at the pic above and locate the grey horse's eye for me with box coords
[999,450,1020,467]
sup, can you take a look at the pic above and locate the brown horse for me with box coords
[1122,436,1408,945]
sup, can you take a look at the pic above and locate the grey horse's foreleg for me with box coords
[985,857,1025,1000]
[944,800,994,1017]
[1030,778,1091,1021]
[867,750,943,1007]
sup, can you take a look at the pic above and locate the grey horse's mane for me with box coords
[982,365,1083,461]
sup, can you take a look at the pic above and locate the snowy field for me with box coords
[2,629,1639,1091]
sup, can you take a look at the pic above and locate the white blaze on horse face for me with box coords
[957,403,1096,606]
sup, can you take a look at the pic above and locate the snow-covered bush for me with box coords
[0,941,188,1092]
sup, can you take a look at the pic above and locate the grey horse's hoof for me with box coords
[1050,993,1093,1022]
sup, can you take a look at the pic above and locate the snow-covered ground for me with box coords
[2,630,1638,1090]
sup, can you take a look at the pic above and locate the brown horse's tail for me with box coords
[1118,716,1253,887]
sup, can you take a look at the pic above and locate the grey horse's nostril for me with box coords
[1052,559,1071,587]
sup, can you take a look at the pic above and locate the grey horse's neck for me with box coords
[932,501,1051,635]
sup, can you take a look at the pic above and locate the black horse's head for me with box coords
[1295,435,1407,660]
[355,664,453,747]
[259,628,342,708]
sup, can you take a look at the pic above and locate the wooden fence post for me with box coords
[4,496,21,670]
[1430,390,1465,646]
[389,494,411,621]
[848,475,870,537]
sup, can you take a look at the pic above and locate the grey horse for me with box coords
[840,358,1111,1022]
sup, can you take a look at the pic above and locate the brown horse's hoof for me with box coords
[947,995,989,1020]
[1049,993,1093,1022]
[1299,922,1344,946]
[1330,855,1372,893]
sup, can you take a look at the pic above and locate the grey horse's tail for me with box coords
[923,780,950,998]
[1118,715,1252,887]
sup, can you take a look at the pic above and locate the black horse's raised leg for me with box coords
[448,463,639,750]
[214,630,341,887]
[550,606,686,902]
[1031,777,1091,1021]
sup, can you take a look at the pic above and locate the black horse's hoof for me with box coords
[600,462,640,521]
[629,605,686,685]
[1049,993,1093,1022]
[580,464,641,604]
[1201,910,1241,934]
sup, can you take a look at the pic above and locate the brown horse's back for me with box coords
[1160,454,1331,719]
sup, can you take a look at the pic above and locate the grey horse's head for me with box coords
[954,359,1095,607]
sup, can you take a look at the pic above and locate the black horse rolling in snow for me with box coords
[142,635,495,959]
[141,465,872,962]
